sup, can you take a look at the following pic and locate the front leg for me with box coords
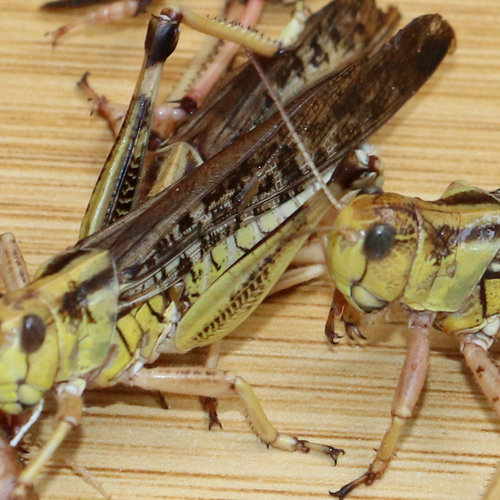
[330,312,432,498]
[13,381,86,498]
[127,365,343,462]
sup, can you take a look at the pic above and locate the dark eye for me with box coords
[359,185,383,196]
[20,315,46,354]
[363,224,395,260]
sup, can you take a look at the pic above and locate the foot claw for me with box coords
[199,397,222,430]
[296,440,344,464]
[329,471,375,499]
[328,446,345,465]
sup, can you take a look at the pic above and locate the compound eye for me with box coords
[363,224,395,260]
[20,315,46,354]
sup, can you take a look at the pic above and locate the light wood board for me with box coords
[0,0,500,499]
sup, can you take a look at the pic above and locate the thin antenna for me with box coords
[246,50,342,211]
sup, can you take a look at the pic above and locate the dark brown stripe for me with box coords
[79,267,116,299]
[106,95,150,227]
[145,301,164,323]
[41,0,112,9]
[435,190,500,207]
[483,270,500,280]
[479,279,488,319]
[116,326,134,356]
[38,250,89,278]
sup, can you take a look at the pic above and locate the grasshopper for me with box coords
[326,151,500,499]
[0,1,453,498]
[74,0,400,430]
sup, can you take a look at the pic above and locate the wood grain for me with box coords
[0,1,500,499]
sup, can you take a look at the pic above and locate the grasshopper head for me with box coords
[327,192,419,313]
[0,248,120,415]
[0,286,58,414]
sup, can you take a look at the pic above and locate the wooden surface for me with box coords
[1,1,500,499]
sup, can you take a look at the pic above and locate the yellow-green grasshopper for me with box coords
[0,4,453,498]
[327,182,500,498]
[76,0,401,428]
